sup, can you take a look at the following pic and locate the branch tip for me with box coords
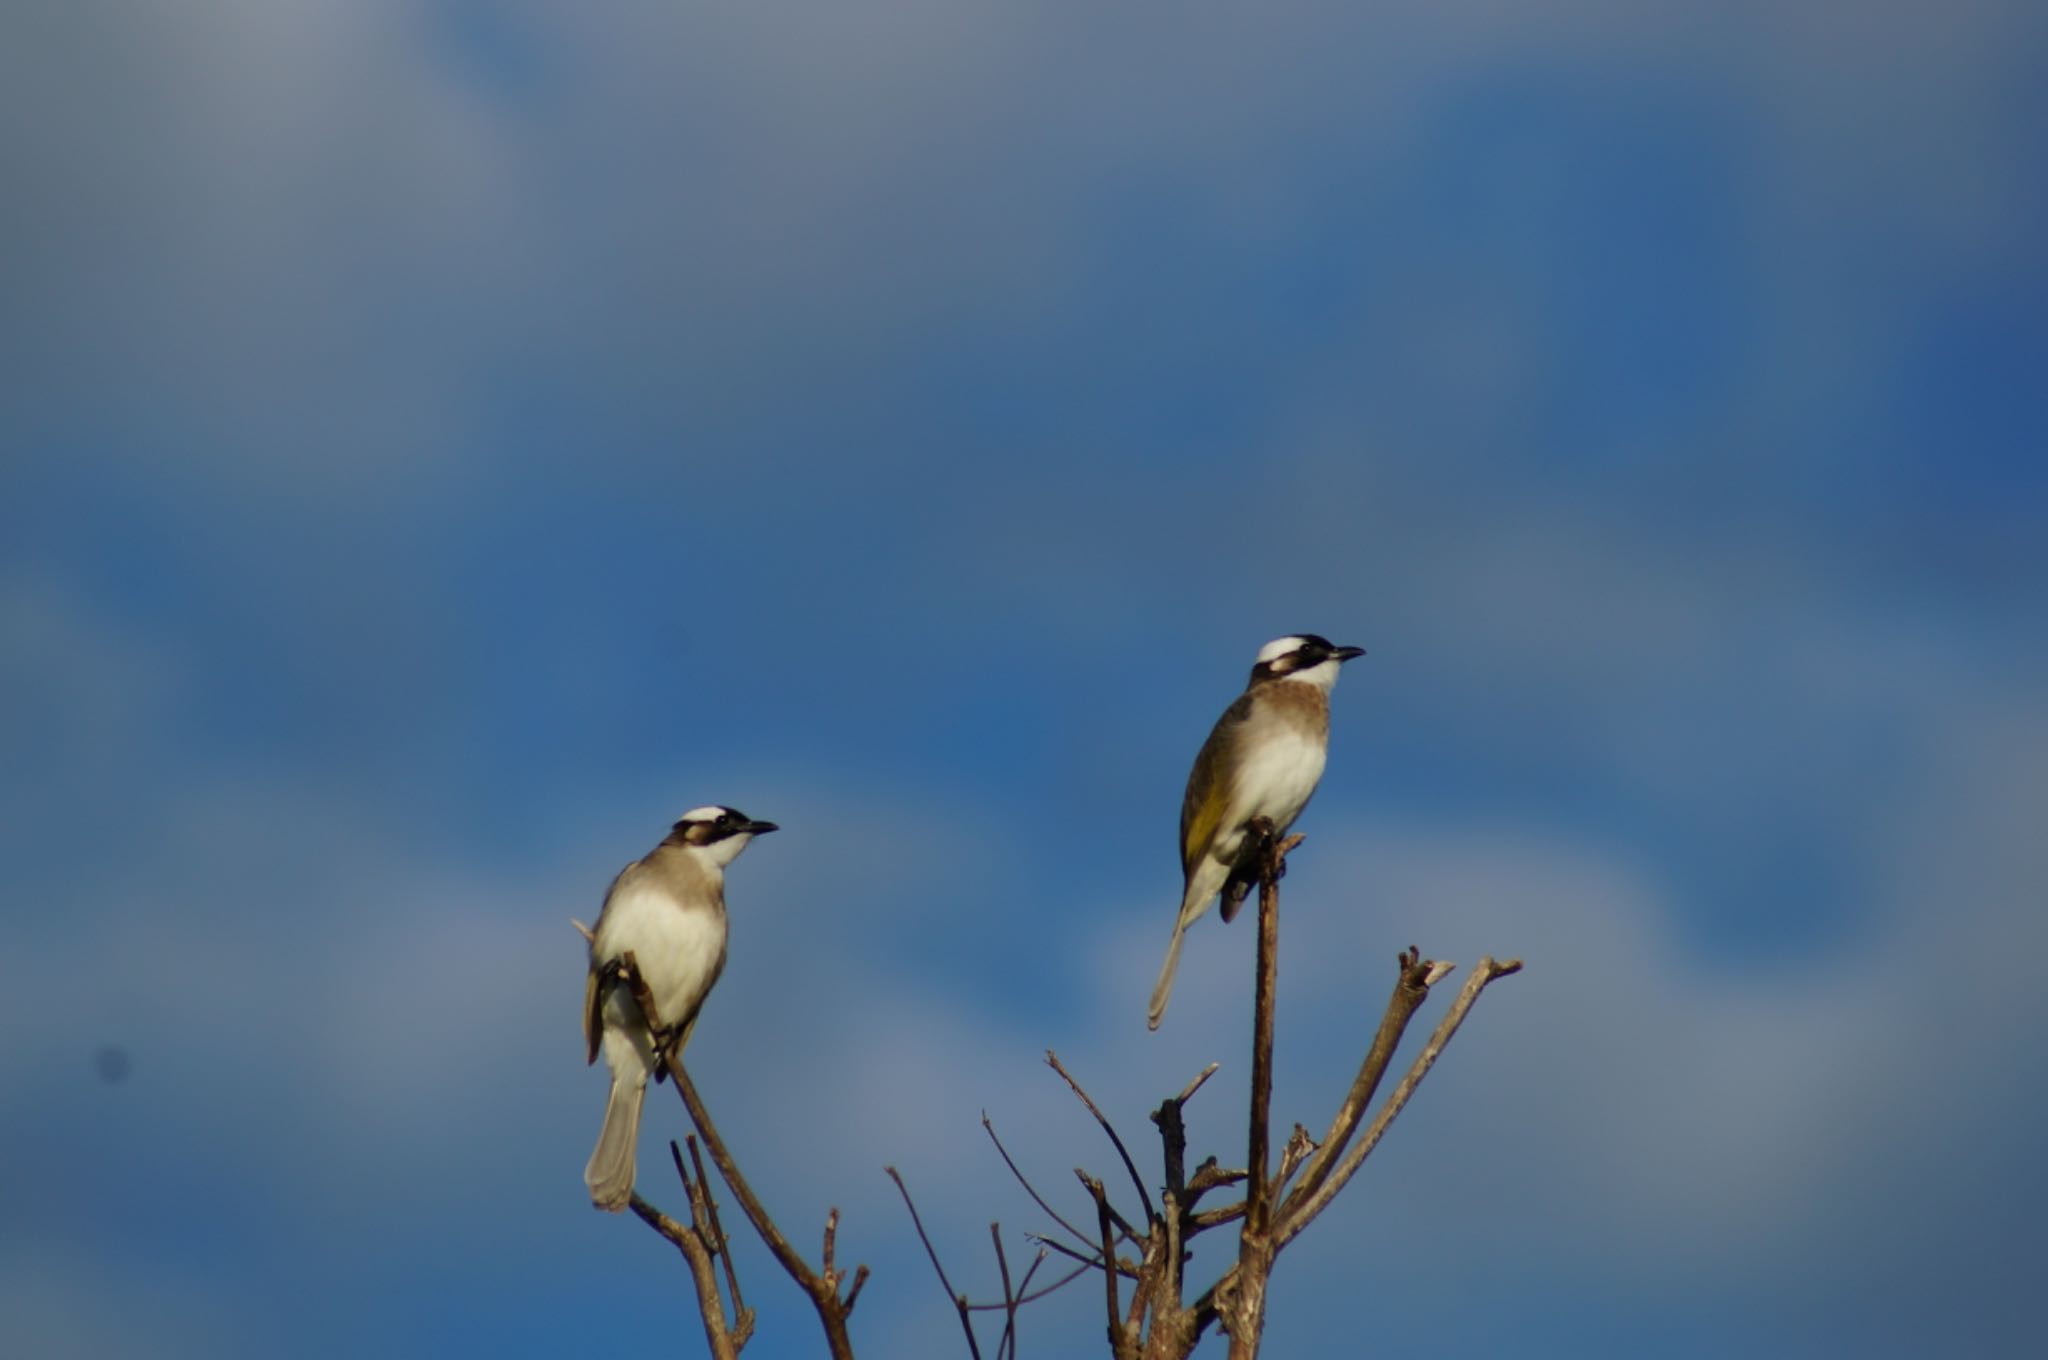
[1176,1061,1222,1105]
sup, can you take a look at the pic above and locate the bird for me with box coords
[583,805,777,1211]
[1148,634,1365,1030]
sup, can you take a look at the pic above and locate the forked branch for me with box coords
[612,950,869,1360]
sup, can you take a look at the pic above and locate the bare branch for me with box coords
[1276,957,1523,1249]
[991,1224,1019,1360]
[685,1136,748,1330]
[1243,825,1302,1239]
[1080,1173,1138,1360]
[570,917,595,943]
[1026,1231,1129,1278]
[887,1166,983,1360]
[845,1264,872,1312]
[628,1192,740,1360]
[1274,1125,1317,1199]
[1048,1051,1157,1230]
[967,1257,1092,1309]
[1185,1160,1247,1199]
[983,1111,1097,1254]
[1280,946,1439,1218]
[667,1064,824,1292]
[1182,1159,1249,1236]
[615,952,864,1360]
[1175,1061,1222,1105]
[1214,827,1296,1357]
[1189,1199,1247,1232]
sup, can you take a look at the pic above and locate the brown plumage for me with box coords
[1149,635,1362,1030]
[1179,681,1331,924]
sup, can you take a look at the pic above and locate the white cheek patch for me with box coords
[1256,636,1310,665]
[701,831,754,868]
[1285,657,1344,691]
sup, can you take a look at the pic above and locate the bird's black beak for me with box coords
[1334,645,1366,662]
[743,820,780,836]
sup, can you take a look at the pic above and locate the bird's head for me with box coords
[669,806,779,868]
[1249,634,1366,691]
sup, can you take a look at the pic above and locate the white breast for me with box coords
[1216,725,1328,861]
[595,879,728,1034]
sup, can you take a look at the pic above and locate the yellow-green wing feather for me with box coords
[1180,693,1253,876]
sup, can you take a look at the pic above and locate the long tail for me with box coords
[1149,864,1231,1030]
[1147,923,1188,1030]
[585,1076,645,1211]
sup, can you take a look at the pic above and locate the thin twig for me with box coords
[1047,1051,1158,1229]
[983,1112,1097,1253]
[687,1136,747,1326]
[1028,1233,1144,1282]
[991,1224,1019,1360]
[666,1046,811,1281]
[966,1258,1090,1309]
[618,953,862,1360]
[1275,1125,1318,1197]
[1276,957,1523,1249]
[1281,946,1439,1217]
[1080,1173,1135,1360]
[845,1265,871,1311]
[887,1166,983,1360]
[628,1192,740,1360]
[1176,1061,1223,1105]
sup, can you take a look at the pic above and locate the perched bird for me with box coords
[583,806,777,1211]
[1148,634,1365,1030]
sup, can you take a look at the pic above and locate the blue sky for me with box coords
[3,2,2044,1356]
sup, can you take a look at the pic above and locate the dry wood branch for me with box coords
[629,1191,741,1360]
[1174,1062,1221,1105]
[1274,1125,1316,1196]
[1185,1160,1246,1199]
[991,1224,1020,1360]
[970,1261,1097,1310]
[683,1136,749,1331]
[1189,1200,1248,1233]
[1149,1061,1222,1212]
[983,1112,1098,1255]
[1179,1159,1249,1235]
[1081,1173,1139,1360]
[1279,946,1438,1218]
[1028,1232,1099,1268]
[887,1166,983,1360]
[966,1256,1090,1310]
[603,829,1523,1360]
[1048,1051,1157,1231]
[1217,824,1299,1358]
[1275,955,1523,1250]
[1242,825,1302,1240]
[613,952,865,1360]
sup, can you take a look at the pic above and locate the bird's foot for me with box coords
[1245,817,1285,881]
[650,1025,683,1077]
